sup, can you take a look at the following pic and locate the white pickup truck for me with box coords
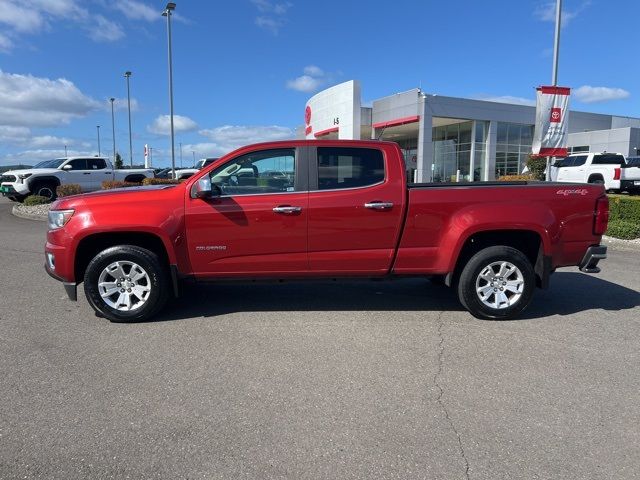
[0,157,154,202]
[551,152,640,193]
[171,158,218,180]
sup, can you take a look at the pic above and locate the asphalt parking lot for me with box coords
[1,196,639,480]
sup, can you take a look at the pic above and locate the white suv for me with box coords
[552,152,640,192]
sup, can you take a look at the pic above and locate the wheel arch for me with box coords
[27,175,61,191]
[447,229,548,289]
[74,231,175,292]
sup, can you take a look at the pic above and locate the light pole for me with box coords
[110,97,116,165]
[96,125,101,156]
[124,71,133,167]
[545,0,563,181]
[162,2,177,179]
[179,141,183,168]
[192,150,195,165]
[64,145,67,157]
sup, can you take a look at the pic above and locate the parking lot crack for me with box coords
[434,312,471,480]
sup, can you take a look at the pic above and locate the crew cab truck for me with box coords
[553,152,640,193]
[0,157,154,202]
[44,140,609,322]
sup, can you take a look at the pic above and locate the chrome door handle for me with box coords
[273,205,302,214]
[364,202,393,210]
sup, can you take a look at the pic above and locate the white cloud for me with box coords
[0,70,101,127]
[0,1,45,32]
[0,32,12,51]
[0,0,163,50]
[303,65,324,77]
[28,135,74,148]
[286,65,334,93]
[197,125,294,155]
[474,95,536,106]
[251,0,292,34]
[147,115,199,135]
[105,97,139,112]
[286,75,325,93]
[1,148,94,166]
[89,15,125,42]
[573,85,630,103]
[534,1,591,27]
[114,0,157,22]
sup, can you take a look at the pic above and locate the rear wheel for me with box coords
[457,246,535,320]
[84,245,168,323]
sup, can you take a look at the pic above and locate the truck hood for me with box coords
[51,184,180,210]
[2,167,59,177]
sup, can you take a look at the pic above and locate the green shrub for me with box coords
[101,180,140,190]
[142,177,182,186]
[24,195,51,206]
[57,184,82,197]
[526,155,547,181]
[608,194,640,225]
[606,219,640,240]
[498,174,534,181]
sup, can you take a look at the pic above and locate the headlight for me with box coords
[48,209,75,229]
[17,173,32,184]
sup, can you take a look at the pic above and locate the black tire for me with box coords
[30,181,57,201]
[457,246,536,320]
[83,245,169,323]
[588,176,605,185]
[7,195,26,202]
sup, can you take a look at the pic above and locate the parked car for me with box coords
[552,152,640,192]
[0,157,155,202]
[171,158,219,180]
[45,140,608,323]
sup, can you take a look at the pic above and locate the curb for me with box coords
[11,205,48,222]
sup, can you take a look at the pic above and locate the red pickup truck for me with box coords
[45,140,609,322]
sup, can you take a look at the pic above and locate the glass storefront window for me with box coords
[495,122,535,177]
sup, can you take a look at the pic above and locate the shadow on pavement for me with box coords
[151,271,640,323]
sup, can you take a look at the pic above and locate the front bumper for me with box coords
[579,245,607,274]
[45,240,77,301]
[0,184,18,196]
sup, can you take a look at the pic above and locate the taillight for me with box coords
[593,196,609,235]
[613,168,621,180]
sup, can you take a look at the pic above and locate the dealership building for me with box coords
[299,80,640,182]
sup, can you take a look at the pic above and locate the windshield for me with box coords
[34,158,66,169]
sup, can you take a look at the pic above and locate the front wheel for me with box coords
[84,245,169,322]
[457,246,536,320]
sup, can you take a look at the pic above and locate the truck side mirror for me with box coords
[192,176,217,199]
[62,164,72,170]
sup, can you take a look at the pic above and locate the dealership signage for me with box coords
[304,80,361,140]
[532,86,571,157]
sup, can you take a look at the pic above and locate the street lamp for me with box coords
[192,150,195,164]
[179,141,183,168]
[124,71,133,167]
[110,98,116,165]
[162,2,177,179]
[96,125,101,156]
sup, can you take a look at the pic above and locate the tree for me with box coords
[526,154,547,181]
[114,152,123,169]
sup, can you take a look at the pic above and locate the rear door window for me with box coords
[316,147,384,190]
[592,154,625,165]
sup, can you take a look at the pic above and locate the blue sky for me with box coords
[0,0,638,167]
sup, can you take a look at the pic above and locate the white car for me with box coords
[171,158,218,180]
[552,152,640,192]
[0,157,154,201]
